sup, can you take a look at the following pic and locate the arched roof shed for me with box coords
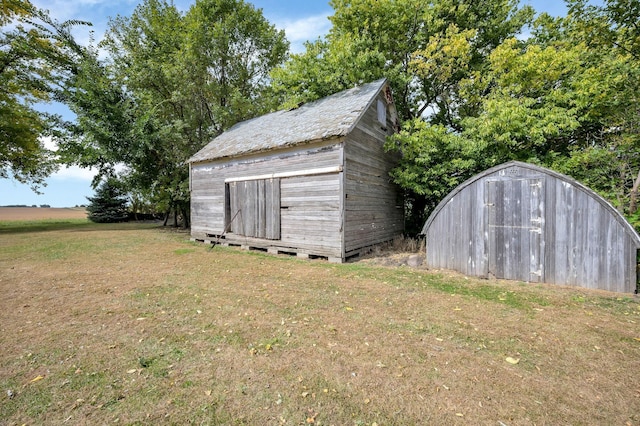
[422,161,640,293]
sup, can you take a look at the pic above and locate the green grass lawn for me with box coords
[1,220,639,425]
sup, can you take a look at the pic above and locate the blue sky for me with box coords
[1,0,590,207]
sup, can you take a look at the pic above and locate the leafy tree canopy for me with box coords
[0,0,89,191]
[272,0,533,123]
[274,0,639,233]
[272,0,533,233]
[459,0,640,226]
[59,0,288,226]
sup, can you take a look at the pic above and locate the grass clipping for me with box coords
[1,221,639,425]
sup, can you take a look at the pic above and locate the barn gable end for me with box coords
[188,79,403,262]
[422,161,640,293]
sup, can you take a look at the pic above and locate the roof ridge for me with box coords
[188,78,389,163]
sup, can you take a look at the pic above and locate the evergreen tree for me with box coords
[86,179,129,223]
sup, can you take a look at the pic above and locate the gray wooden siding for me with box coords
[424,162,640,293]
[343,92,403,253]
[190,81,402,261]
[544,176,637,292]
[425,180,487,277]
[280,173,342,256]
[190,140,344,258]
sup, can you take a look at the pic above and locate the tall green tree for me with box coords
[375,0,639,232]
[456,0,640,228]
[272,0,533,122]
[271,0,533,233]
[183,0,289,133]
[62,0,288,226]
[0,0,88,191]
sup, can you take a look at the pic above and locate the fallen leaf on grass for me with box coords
[30,375,44,383]
[633,338,640,342]
[505,357,520,365]
[306,409,317,424]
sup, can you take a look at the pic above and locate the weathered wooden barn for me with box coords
[422,161,640,293]
[188,78,404,262]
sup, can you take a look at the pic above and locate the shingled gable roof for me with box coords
[188,78,389,163]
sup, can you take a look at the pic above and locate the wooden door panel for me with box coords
[226,178,281,240]
[487,178,544,282]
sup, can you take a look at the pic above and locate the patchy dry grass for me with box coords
[1,221,639,425]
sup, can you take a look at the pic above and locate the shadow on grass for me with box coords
[0,220,164,235]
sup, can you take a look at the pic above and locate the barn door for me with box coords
[226,178,281,240]
[486,178,544,282]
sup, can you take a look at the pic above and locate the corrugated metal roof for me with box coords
[188,78,387,163]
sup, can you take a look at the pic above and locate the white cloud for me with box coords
[276,13,331,53]
[40,136,97,181]
[42,136,57,151]
[29,1,331,54]
[51,165,98,181]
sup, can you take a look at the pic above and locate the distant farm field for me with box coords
[1,221,639,425]
[0,207,87,221]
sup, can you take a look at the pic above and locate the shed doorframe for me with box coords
[486,177,545,283]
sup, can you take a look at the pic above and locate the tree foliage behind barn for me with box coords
[273,0,640,234]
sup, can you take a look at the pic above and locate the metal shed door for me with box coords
[486,178,544,282]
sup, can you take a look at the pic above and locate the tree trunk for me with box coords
[630,169,640,214]
[182,204,190,229]
[173,204,178,227]
[163,210,170,226]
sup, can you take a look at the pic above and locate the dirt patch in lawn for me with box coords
[1,223,639,425]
